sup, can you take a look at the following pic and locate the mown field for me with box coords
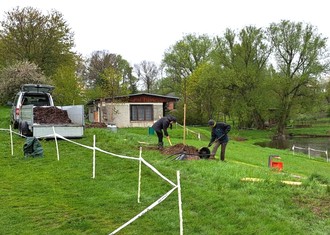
[0,106,329,235]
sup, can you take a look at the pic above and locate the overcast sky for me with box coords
[2,0,329,66]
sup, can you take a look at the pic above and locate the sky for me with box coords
[1,0,329,66]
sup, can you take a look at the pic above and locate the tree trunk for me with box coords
[275,101,291,140]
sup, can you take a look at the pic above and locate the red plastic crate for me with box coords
[271,161,283,171]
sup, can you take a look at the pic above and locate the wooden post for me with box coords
[183,103,186,145]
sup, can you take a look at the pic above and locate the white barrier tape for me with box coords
[141,158,177,187]
[4,129,26,138]
[51,133,95,150]
[109,186,178,235]
[292,146,305,150]
[293,145,327,154]
[293,145,329,162]
[46,132,140,160]
[15,131,139,161]
[175,123,201,139]
[96,147,140,161]
[176,123,197,133]
[1,127,184,233]
[309,148,328,153]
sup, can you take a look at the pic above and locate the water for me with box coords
[255,137,330,160]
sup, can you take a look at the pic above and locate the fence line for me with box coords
[109,185,178,235]
[176,123,201,140]
[0,126,184,234]
[292,145,329,162]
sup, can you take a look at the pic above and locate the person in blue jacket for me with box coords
[208,119,231,161]
[152,115,177,149]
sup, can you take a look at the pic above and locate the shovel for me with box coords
[166,136,173,146]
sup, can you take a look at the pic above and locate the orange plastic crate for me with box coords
[271,161,283,171]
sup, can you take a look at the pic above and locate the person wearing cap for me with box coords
[152,115,177,149]
[208,119,231,161]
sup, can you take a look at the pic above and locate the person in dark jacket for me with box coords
[208,119,231,161]
[152,115,177,149]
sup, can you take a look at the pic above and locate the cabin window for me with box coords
[130,105,153,121]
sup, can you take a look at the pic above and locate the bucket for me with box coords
[148,127,155,135]
[271,161,283,171]
[198,147,210,159]
[107,124,117,133]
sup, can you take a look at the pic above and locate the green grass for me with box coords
[0,106,329,234]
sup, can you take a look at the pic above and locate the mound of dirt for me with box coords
[161,143,198,155]
[161,143,201,159]
[85,122,107,128]
[233,136,247,141]
[33,107,71,124]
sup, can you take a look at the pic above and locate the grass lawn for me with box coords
[0,106,329,234]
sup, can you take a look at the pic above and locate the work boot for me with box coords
[158,142,164,150]
[208,154,216,160]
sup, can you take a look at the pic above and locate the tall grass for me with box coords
[0,106,329,234]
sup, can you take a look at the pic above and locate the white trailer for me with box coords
[19,105,85,138]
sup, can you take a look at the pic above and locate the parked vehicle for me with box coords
[9,84,54,129]
[9,84,84,138]
[19,105,85,138]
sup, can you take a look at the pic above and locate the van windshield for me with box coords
[22,94,50,106]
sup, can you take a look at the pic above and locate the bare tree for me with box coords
[84,50,137,94]
[134,60,159,93]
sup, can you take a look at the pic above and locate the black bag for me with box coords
[23,137,44,157]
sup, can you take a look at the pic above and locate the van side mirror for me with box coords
[6,101,13,106]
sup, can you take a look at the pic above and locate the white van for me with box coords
[10,84,54,128]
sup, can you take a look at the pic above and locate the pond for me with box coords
[255,137,330,161]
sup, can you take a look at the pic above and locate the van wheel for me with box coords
[13,121,19,129]
[20,122,32,137]
[18,122,21,135]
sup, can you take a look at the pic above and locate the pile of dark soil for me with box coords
[33,107,71,124]
[161,143,199,155]
[161,143,201,160]
[233,136,247,141]
[85,122,107,128]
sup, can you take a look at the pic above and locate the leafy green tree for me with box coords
[120,59,138,94]
[0,7,76,77]
[99,66,128,98]
[212,26,271,128]
[0,61,47,104]
[155,76,175,95]
[267,20,329,137]
[186,63,223,124]
[162,33,213,93]
[0,40,5,70]
[325,79,330,116]
[161,33,213,133]
[51,65,84,105]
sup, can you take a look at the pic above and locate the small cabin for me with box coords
[87,93,179,128]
